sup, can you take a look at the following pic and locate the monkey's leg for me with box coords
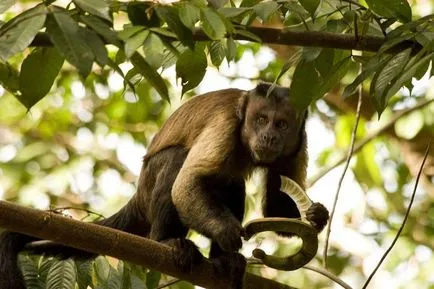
[208,179,246,289]
[146,147,203,273]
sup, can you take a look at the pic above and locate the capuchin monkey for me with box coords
[0,83,329,289]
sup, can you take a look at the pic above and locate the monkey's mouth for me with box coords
[252,148,279,163]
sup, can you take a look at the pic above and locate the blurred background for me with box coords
[1,0,434,288]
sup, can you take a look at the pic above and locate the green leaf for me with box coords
[314,48,334,79]
[318,57,351,97]
[106,263,123,289]
[19,255,44,289]
[46,259,76,289]
[209,41,225,67]
[93,256,110,287]
[130,52,169,101]
[18,47,64,109]
[149,27,177,38]
[0,61,19,93]
[79,27,108,67]
[179,2,201,30]
[125,29,149,58]
[143,33,165,69]
[0,0,14,14]
[146,271,161,289]
[299,0,320,17]
[240,0,262,8]
[218,7,252,19]
[127,2,161,27]
[176,45,207,95]
[38,257,55,282]
[118,26,146,41]
[372,48,411,106]
[80,15,119,45]
[289,59,321,111]
[73,0,111,21]
[200,8,226,40]
[234,29,261,42]
[226,37,236,62]
[253,1,279,21]
[76,260,93,289]
[155,6,193,48]
[381,52,433,111]
[378,33,414,54]
[0,4,47,61]
[343,54,393,98]
[365,0,411,23]
[46,7,93,78]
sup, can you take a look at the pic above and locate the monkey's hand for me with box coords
[306,202,329,232]
[214,219,245,252]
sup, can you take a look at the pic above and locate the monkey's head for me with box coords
[239,83,306,164]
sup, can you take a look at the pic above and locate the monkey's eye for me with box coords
[276,120,288,130]
[256,115,267,126]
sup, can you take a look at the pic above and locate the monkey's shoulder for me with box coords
[146,88,246,158]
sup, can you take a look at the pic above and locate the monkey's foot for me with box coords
[306,202,329,232]
[163,238,203,273]
[213,252,246,289]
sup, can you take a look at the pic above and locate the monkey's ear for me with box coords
[236,92,249,121]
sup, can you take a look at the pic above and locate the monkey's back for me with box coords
[145,88,245,160]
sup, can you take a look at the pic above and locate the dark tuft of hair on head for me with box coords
[253,82,289,101]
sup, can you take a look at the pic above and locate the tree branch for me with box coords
[31,27,419,52]
[0,201,296,289]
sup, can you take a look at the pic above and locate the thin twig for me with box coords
[49,206,106,221]
[304,265,353,289]
[308,98,434,188]
[323,65,364,268]
[362,140,431,289]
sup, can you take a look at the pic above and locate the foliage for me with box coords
[0,0,432,113]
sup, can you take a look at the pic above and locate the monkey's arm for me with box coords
[171,119,244,252]
[263,134,329,232]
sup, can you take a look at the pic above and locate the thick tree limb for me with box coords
[31,27,419,52]
[0,201,296,289]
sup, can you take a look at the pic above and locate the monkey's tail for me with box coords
[0,231,37,289]
[94,196,149,236]
[0,197,149,289]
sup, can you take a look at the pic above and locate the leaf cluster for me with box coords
[0,0,431,113]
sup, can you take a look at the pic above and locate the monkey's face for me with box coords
[241,96,304,164]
